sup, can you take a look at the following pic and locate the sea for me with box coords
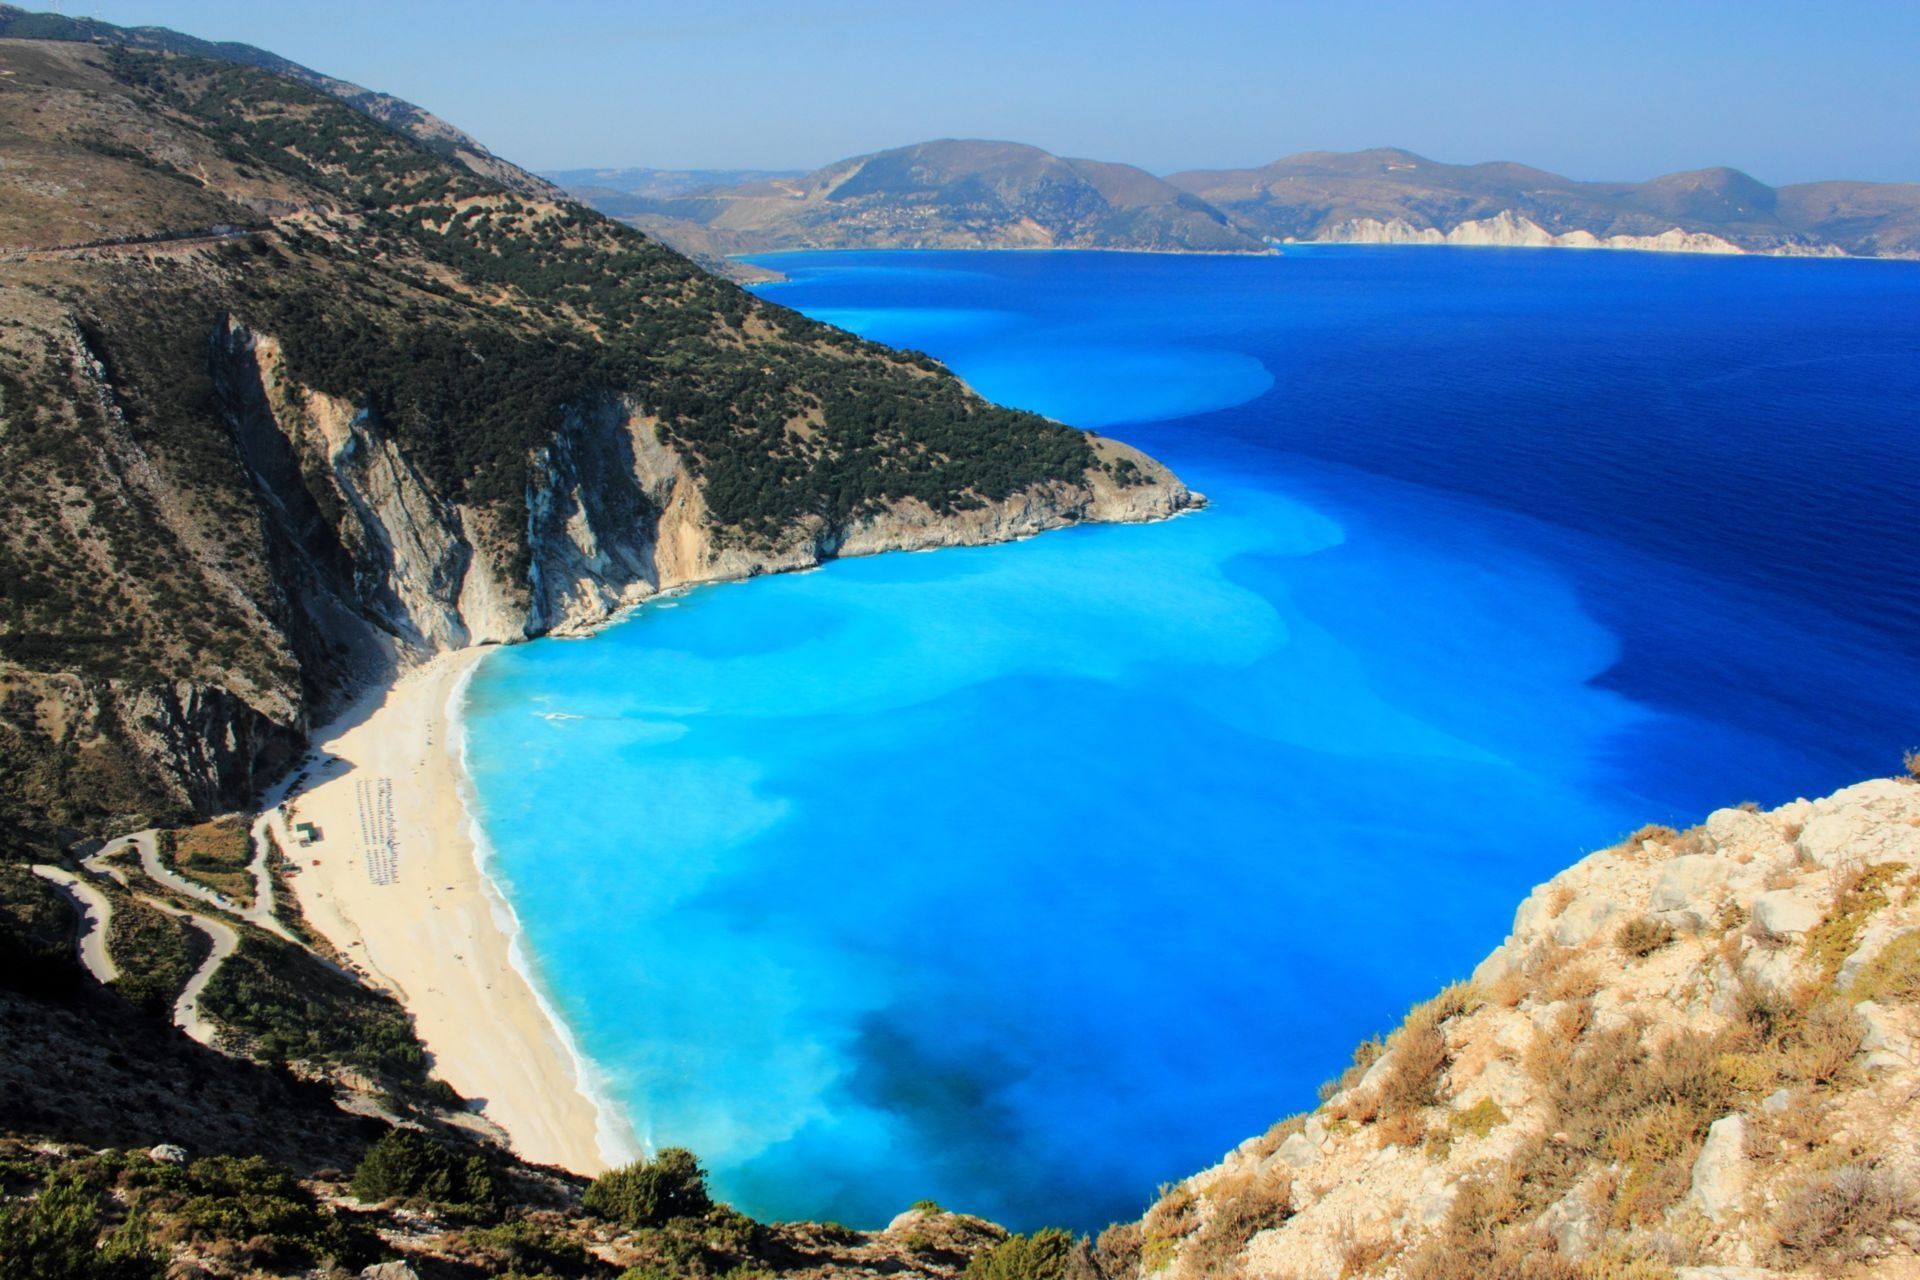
[460,246,1920,1232]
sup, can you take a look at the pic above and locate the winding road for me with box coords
[170,909,240,1047]
[29,864,120,984]
[93,828,295,943]
[63,823,298,1047]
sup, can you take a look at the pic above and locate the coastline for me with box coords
[268,647,634,1175]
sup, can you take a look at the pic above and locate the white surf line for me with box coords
[30,864,119,984]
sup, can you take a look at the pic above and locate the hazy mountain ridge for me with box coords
[1170,147,1920,257]
[572,138,1269,262]
[569,141,1920,266]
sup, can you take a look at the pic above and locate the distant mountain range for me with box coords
[552,140,1920,271]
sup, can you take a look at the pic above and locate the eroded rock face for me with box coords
[1133,778,1920,1280]
[1689,1115,1748,1222]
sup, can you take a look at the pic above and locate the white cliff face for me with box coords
[1305,209,1844,257]
[229,326,1199,669]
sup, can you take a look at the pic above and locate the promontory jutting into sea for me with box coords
[3,5,1919,1278]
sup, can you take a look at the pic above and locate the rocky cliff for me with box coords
[0,40,1195,835]
[1106,777,1920,1280]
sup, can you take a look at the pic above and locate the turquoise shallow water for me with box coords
[465,248,1920,1231]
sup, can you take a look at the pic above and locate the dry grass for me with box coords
[1614,917,1676,959]
[1716,983,1861,1095]
[1772,1161,1912,1267]
[1535,947,1602,1004]
[1848,929,1920,1003]
[1345,982,1479,1147]
[1187,1169,1293,1277]
[1319,1036,1386,1103]
[1338,1229,1396,1277]
[1139,1183,1198,1273]
[1092,1220,1142,1277]
[1625,823,1682,850]
[1806,862,1905,978]
[1246,1112,1309,1161]
[164,816,255,907]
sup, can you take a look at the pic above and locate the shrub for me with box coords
[1092,1221,1142,1277]
[1614,916,1675,959]
[0,1171,163,1280]
[1139,1184,1197,1272]
[584,1148,712,1229]
[1805,863,1904,978]
[1848,930,1920,1003]
[1188,1170,1292,1277]
[350,1128,496,1213]
[1773,1162,1912,1266]
[962,1226,1076,1280]
[1449,1097,1508,1140]
[455,1221,596,1277]
[159,1155,370,1270]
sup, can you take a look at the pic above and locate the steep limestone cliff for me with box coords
[216,322,1194,664]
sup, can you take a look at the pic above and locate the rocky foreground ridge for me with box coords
[1104,775,1920,1280]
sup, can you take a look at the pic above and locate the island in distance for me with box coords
[552,139,1920,276]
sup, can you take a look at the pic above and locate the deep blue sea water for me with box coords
[464,247,1920,1232]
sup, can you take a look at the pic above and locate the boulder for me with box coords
[147,1143,188,1165]
[1687,1114,1747,1222]
[1751,889,1820,937]
[1276,1131,1320,1169]
[1539,1181,1602,1259]
[1552,894,1625,948]
[1855,999,1913,1068]
[1797,780,1920,867]
[360,1264,421,1280]
[1838,921,1914,990]
[1650,855,1726,916]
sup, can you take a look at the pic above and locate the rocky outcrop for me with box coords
[218,322,1198,664]
[1117,777,1920,1280]
[1310,210,1779,255]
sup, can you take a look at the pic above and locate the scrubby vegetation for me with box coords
[961,1226,1078,1280]
[584,1148,713,1229]
[0,1169,163,1280]
[104,895,207,1016]
[1613,916,1674,958]
[197,933,440,1095]
[159,819,254,906]
[1849,929,1920,1003]
[350,1127,497,1215]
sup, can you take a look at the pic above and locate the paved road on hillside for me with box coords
[29,864,119,984]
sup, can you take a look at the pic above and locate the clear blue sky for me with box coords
[64,0,1920,183]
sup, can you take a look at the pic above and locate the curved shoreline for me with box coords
[275,649,620,1174]
[446,657,642,1169]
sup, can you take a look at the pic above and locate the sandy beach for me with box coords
[266,648,624,1175]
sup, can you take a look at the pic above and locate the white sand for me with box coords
[269,648,626,1175]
